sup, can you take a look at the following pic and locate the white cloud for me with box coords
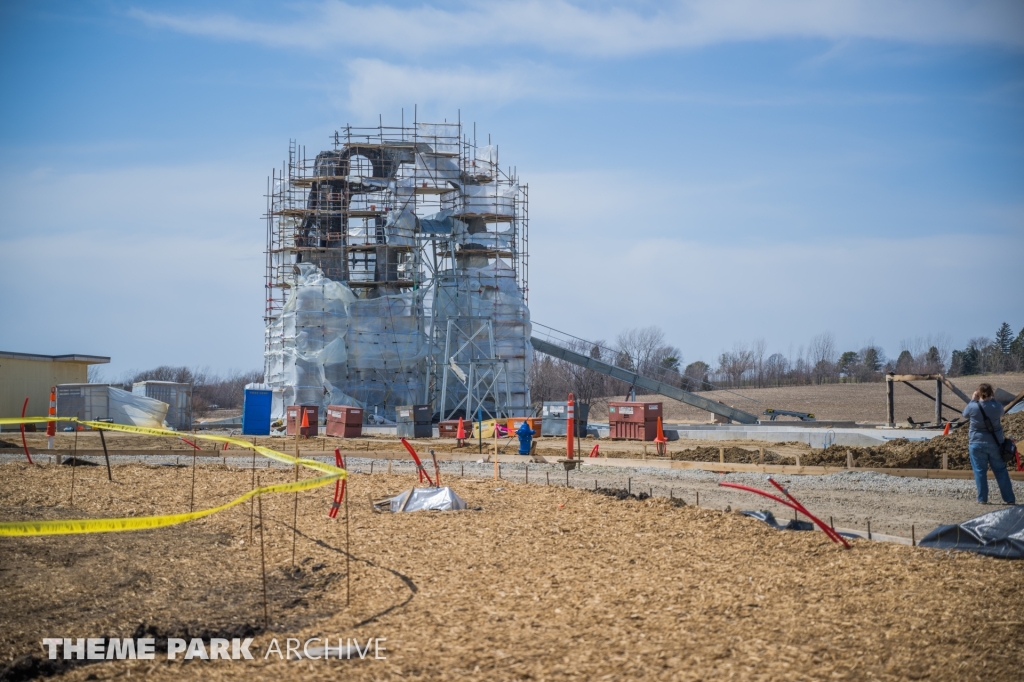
[343,59,561,118]
[129,1,1024,57]
[527,231,1024,365]
[0,162,269,375]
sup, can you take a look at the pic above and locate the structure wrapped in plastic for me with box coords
[265,116,531,423]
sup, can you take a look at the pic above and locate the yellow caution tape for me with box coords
[0,475,337,537]
[0,416,346,537]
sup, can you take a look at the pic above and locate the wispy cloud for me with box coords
[342,59,564,118]
[129,1,1024,57]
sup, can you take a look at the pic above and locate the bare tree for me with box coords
[809,332,837,384]
[752,338,768,388]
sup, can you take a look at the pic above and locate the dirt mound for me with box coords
[802,412,1024,470]
[671,446,785,464]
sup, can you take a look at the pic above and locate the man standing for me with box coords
[962,383,1016,505]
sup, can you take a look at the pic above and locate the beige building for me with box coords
[0,351,110,430]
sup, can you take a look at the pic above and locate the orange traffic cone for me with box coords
[46,386,56,450]
[456,416,466,448]
[942,422,951,436]
[654,416,668,456]
[300,408,310,438]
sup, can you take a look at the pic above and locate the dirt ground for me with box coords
[591,373,1024,425]
[2,462,1023,681]
[803,412,1024,470]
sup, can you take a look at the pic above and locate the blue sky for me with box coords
[1,1,1022,378]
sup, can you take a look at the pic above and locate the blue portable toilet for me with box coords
[242,385,273,436]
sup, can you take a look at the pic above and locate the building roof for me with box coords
[0,351,110,364]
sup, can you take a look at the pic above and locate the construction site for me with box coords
[2,114,1023,681]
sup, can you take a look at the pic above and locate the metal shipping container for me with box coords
[242,388,273,436]
[286,405,319,437]
[133,381,192,431]
[507,417,541,436]
[609,421,657,441]
[326,405,363,438]
[56,383,111,428]
[438,420,461,438]
[608,401,662,424]
[541,402,589,437]
[396,404,432,438]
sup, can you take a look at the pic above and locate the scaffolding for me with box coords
[264,112,531,422]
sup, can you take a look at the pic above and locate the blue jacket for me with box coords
[516,422,535,454]
[962,399,1004,446]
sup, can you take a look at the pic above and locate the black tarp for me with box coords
[741,510,814,532]
[918,505,1024,559]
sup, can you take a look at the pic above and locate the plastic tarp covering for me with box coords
[454,220,515,252]
[390,486,468,513]
[918,506,1024,559]
[463,145,497,182]
[433,260,532,413]
[107,386,171,429]
[419,216,454,234]
[265,264,427,421]
[416,123,460,156]
[412,152,460,188]
[443,183,517,218]
[741,510,814,532]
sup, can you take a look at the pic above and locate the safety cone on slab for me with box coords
[654,416,668,456]
[456,416,466,448]
[566,393,575,459]
[46,386,56,450]
[942,422,951,436]
[300,408,310,438]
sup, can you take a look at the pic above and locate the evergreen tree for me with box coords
[996,322,1013,355]
[924,346,943,373]
[1012,327,1024,370]
[961,346,980,375]
[895,349,915,374]
[862,347,881,372]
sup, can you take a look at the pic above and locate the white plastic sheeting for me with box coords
[434,260,532,411]
[57,384,170,429]
[389,486,468,512]
[265,264,427,421]
[442,183,518,218]
[416,123,460,156]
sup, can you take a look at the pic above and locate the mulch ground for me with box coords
[2,462,1023,681]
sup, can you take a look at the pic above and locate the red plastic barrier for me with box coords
[718,480,849,549]
[329,448,346,518]
[400,437,435,487]
[20,397,33,465]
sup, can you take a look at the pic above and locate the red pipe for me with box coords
[766,478,850,548]
[400,438,434,487]
[19,398,34,465]
[179,437,202,451]
[718,481,849,548]
[329,448,346,518]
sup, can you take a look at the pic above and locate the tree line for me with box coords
[88,365,263,415]
[530,322,1024,407]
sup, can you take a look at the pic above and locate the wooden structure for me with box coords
[884,373,970,428]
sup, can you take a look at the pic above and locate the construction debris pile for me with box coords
[803,412,1024,470]
[264,120,531,423]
